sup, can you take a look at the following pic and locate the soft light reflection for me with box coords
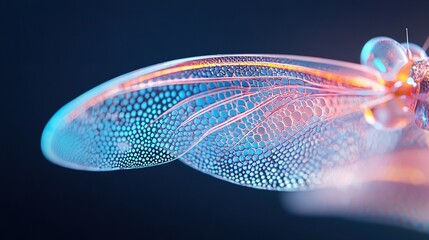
[283,147,429,233]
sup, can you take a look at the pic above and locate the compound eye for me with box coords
[400,42,428,60]
[361,37,409,81]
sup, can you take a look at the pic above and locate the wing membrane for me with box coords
[41,55,400,190]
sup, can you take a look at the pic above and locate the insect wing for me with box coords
[41,55,400,190]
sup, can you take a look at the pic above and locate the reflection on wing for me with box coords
[41,55,399,190]
[283,128,429,231]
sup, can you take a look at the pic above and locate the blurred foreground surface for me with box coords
[284,127,429,233]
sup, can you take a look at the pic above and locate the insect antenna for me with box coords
[405,28,412,60]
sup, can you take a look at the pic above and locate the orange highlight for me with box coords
[67,61,385,121]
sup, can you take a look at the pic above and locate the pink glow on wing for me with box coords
[42,55,392,190]
[314,148,429,188]
[66,55,384,122]
[283,147,429,232]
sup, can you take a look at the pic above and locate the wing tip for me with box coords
[41,109,101,171]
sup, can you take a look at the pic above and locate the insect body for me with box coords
[41,37,429,191]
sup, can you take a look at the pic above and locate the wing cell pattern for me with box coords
[41,55,401,190]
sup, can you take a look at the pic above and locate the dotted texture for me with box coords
[42,55,402,190]
[414,62,429,130]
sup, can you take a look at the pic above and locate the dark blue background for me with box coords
[3,0,429,239]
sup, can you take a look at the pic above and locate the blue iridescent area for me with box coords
[41,55,400,191]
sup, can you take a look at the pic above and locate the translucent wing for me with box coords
[283,128,429,231]
[41,55,401,190]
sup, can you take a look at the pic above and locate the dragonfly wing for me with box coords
[42,55,400,190]
[181,106,401,190]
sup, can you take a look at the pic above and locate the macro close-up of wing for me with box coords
[42,55,402,190]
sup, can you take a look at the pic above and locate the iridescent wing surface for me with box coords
[41,55,402,190]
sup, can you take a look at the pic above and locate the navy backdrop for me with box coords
[3,0,429,239]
